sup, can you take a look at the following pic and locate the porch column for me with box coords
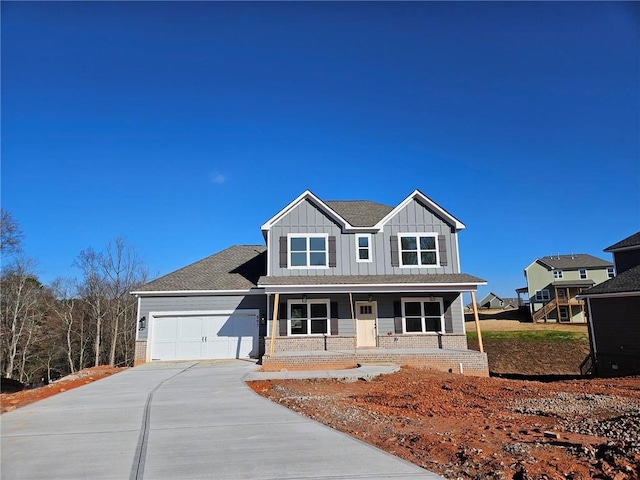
[269,293,280,357]
[470,290,484,353]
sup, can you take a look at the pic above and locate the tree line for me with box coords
[1,209,148,383]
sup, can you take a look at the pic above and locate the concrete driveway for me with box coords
[1,360,442,479]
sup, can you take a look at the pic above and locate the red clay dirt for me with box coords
[249,368,640,480]
[1,366,125,413]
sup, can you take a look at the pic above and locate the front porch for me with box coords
[260,347,489,376]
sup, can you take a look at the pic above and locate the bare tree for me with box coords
[75,238,147,367]
[0,257,45,380]
[48,278,81,374]
[0,209,24,257]
[75,248,108,367]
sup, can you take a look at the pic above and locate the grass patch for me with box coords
[467,330,587,342]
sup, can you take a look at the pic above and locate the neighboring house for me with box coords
[520,254,614,323]
[475,292,518,309]
[579,232,640,377]
[132,190,489,375]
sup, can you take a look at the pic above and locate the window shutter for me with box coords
[438,235,448,266]
[279,236,288,268]
[328,236,337,267]
[330,301,339,335]
[393,300,402,334]
[278,302,287,336]
[390,235,399,267]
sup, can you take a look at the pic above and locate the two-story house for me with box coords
[578,231,640,376]
[132,190,489,375]
[520,254,614,323]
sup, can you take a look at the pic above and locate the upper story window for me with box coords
[553,270,563,279]
[607,267,615,278]
[289,234,328,268]
[402,298,443,333]
[399,233,438,267]
[579,269,587,280]
[355,234,372,263]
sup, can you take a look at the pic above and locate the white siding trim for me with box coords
[375,190,465,231]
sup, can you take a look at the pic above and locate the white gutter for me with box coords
[130,288,264,297]
[577,291,640,300]
[261,282,486,295]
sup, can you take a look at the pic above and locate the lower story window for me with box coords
[402,298,443,333]
[289,300,330,335]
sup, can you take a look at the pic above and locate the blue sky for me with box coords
[2,1,639,299]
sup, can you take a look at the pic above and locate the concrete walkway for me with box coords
[1,360,443,479]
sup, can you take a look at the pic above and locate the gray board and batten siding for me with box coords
[137,294,266,341]
[269,197,460,277]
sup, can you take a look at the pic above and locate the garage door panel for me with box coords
[151,312,257,361]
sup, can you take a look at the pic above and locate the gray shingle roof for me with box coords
[537,254,612,270]
[605,231,640,252]
[580,265,640,295]
[552,279,595,287]
[135,245,266,292]
[324,200,393,227]
[258,273,486,286]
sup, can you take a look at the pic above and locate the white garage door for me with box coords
[151,312,257,361]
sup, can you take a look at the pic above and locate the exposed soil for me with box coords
[249,369,640,480]
[1,366,125,413]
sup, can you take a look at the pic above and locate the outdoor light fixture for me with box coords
[139,316,146,331]
[302,295,307,303]
[368,295,373,302]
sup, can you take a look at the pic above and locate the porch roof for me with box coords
[552,279,595,287]
[257,273,486,294]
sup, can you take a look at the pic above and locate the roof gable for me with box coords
[261,189,465,233]
[374,190,465,231]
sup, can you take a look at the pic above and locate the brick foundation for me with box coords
[134,340,147,366]
[261,349,489,376]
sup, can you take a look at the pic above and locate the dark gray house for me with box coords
[132,190,489,375]
[579,231,640,376]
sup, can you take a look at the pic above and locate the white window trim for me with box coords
[398,233,440,268]
[401,297,444,334]
[535,289,550,302]
[579,269,588,280]
[287,233,329,269]
[553,270,563,279]
[287,298,331,336]
[355,233,372,263]
[607,267,615,278]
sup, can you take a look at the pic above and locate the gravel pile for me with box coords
[511,392,640,451]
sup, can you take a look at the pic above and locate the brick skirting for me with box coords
[134,340,147,366]
[261,349,489,377]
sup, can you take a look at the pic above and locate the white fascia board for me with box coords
[577,291,640,300]
[262,282,486,295]
[605,244,640,253]
[131,288,265,297]
[260,190,354,232]
[374,190,466,232]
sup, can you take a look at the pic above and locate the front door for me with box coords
[356,302,377,347]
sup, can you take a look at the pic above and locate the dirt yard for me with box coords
[0,366,125,413]
[249,368,640,480]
